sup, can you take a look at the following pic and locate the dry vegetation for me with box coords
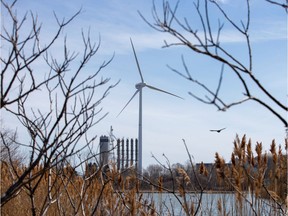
[214,135,287,215]
[1,135,287,215]
[1,161,154,215]
[1,0,287,215]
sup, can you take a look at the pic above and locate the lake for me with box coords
[142,192,286,216]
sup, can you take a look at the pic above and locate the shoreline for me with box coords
[115,190,239,194]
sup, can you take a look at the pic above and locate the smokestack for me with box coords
[126,139,129,168]
[130,139,134,166]
[121,139,124,171]
[117,139,120,170]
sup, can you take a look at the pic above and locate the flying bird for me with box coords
[210,127,226,133]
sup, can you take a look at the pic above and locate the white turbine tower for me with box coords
[118,38,183,174]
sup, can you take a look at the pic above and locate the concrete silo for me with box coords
[99,135,110,166]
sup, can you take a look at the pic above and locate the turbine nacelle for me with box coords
[135,82,146,89]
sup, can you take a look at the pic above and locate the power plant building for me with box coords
[99,136,139,171]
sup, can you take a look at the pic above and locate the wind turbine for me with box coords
[118,38,183,174]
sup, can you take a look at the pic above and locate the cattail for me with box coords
[178,184,185,197]
[247,139,253,165]
[157,176,163,193]
[178,167,191,185]
[217,198,222,214]
[239,135,246,164]
[190,202,195,215]
[250,156,255,167]
[263,152,268,165]
[278,145,283,157]
[270,140,278,164]
[275,167,280,179]
[270,140,276,154]
[215,152,224,169]
[231,153,236,166]
[241,135,246,150]
[255,142,262,166]
[199,162,208,177]
[215,152,225,180]
[233,136,241,160]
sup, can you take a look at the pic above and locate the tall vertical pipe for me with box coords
[117,139,120,171]
[126,139,129,168]
[130,139,134,166]
[121,139,124,171]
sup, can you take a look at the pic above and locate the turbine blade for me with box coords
[117,89,140,117]
[130,38,144,82]
[145,84,183,99]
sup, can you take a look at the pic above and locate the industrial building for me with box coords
[99,135,139,172]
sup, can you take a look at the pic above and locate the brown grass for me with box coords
[1,135,287,215]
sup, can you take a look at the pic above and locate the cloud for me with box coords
[214,0,230,4]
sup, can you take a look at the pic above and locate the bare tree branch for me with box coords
[1,0,118,206]
[140,0,287,128]
[265,0,288,11]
